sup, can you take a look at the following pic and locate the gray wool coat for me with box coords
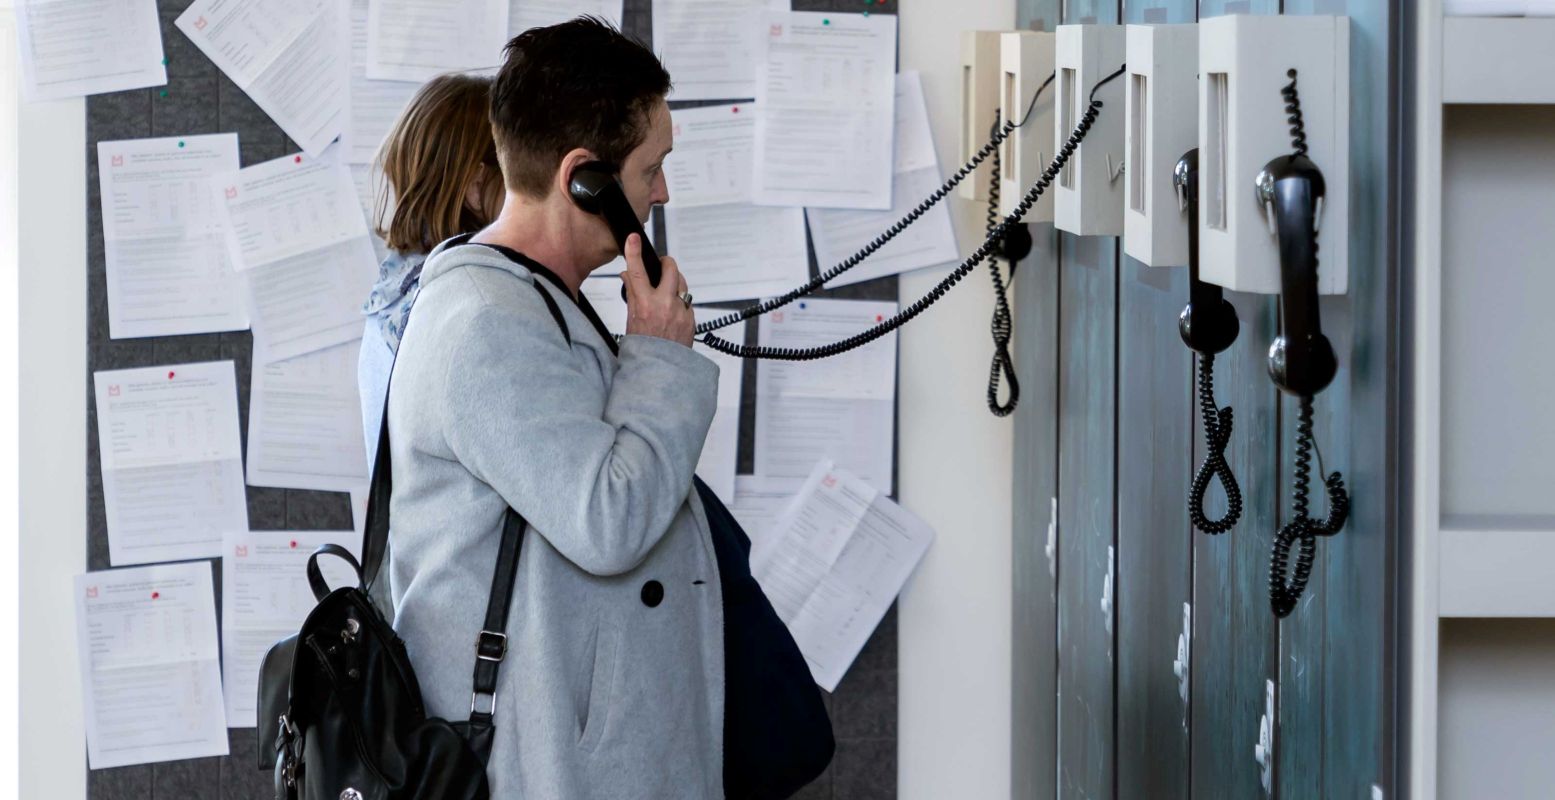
[384,238,726,798]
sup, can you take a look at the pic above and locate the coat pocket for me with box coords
[577,618,620,752]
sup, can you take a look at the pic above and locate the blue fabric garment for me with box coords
[359,251,425,472]
[362,250,427,353]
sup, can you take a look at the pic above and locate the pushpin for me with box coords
[800,302,808,309]
[177,140,185,148]
[732,106,740,114]
[294,155,302,163]
[822,18,830,25]
[151,591,160,600]
[161,57,168,65]
[159,90,168,98]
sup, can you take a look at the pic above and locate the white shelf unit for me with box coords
[1441,16,1555,103]
[1412,8,1555,800]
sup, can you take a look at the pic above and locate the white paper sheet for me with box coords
[692,308,742,503]
[753,11,896,210]
[176,0,348,157]
[349,163,392,262]
[94,361,249,566]
[344,0,422,164]
[666,102,756,209]
[663,203,808,303]
[366,0,508,81]
[215,150,379,362]
[221,530,359,727]
[751,459,932,692]
[97,134,249,339]
[807,167,959,288]
[75,562,229,767]
[509,0,621,37]
[15,0,166,101]
[754,297,896,493]
[729,474,798,545]
[654,0,767,102]
[246,339,371,492]
[803,69,958,289]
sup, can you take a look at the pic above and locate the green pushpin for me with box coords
[822,18,830,24]
[177,140,185,148]
[159,90,168,98]
[161,57,168,65]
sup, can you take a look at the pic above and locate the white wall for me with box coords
[8,0,90,792]
[897,1,1016,798]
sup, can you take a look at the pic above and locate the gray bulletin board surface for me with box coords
[84,1,900,797]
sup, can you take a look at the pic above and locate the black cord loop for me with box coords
[1269,397,1351,617]
[1188,353,1242,533]
[985,112,1019,417]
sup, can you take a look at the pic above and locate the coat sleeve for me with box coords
[439,297,720,576]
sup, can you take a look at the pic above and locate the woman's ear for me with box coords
[554,148,598,202]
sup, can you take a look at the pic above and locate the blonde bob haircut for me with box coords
[372,73,503,254]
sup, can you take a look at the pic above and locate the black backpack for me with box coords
[255,341,527,799]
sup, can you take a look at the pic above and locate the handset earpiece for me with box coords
[1257,153,1335,396]
[1174,149,1240,356]
[568,161,663,291]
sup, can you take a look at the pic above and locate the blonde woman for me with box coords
[358,73,504,464]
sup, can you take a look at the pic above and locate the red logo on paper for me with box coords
[770,24,783,37]
[85,586,98,599]
[224,186,238,199]
[107,385,121,397]
[193,16,208,30]
[110,155,124,167]
[822,474,838,489]
[150,591,161,600]
[234,545,248,557]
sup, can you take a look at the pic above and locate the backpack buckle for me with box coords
[475,630,507,662]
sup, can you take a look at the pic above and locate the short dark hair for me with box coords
[490,17,672,198]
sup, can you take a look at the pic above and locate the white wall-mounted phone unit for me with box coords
[1197,14,1350,295]
[998,31,1057,222]
[960,30,1005,202]
[1053,23,1127,237]
[1124,23,1198,267]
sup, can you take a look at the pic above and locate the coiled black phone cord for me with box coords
[1267,68,1349,618]
[985,113,1019,417]
[695,73,1058,338]
[1188,354,1242,533]
[697,68,1122,362]
[1269,397,1350,617]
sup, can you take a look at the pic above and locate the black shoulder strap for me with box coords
[359,239,582,748]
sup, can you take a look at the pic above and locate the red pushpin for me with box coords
[167,371,175,379]
[151,591,160,600]
[732,106,740,114]
[289,539,298,549]
[294,155,303,163]
[875,314,884,322]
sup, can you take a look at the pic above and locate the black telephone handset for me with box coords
[1258,153,1335,397]
[1259,70,1348,619]
[1175,148,1243,535]
[568,161,662,294]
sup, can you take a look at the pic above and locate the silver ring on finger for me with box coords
[678,291,693,309]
